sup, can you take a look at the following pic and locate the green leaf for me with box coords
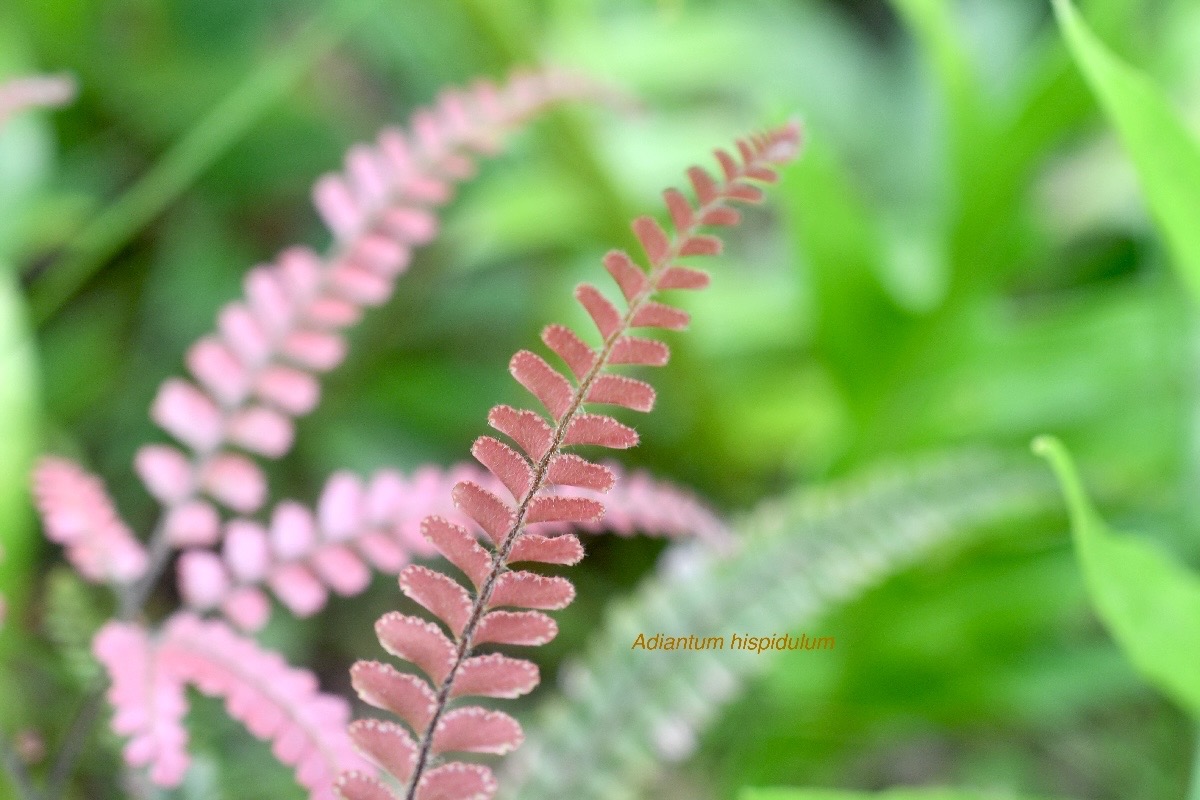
[0,20,48,640]
[741,790,1046,800]
[1033,435,1200,717]
[0,265,39,630]
[44,568,111,686]
[781,139,909,408]
[1053,0,1200,300]
[889,0,985,155]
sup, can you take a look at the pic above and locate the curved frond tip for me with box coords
[33,458,148,585]
[94,613,370,798]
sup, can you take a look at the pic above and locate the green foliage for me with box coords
[0,16,48,653]
[43,569,109,686]
[1054,0,1200,299]
[740,790,1046,800]
[1034,436,1200,718]
[28,0,383,324]
[0,266,39,633]
[889,0,987,185]
[501,453,1054,800]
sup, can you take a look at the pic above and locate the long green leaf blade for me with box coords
[1053,0,1200,300]
[0,265,38,631]
[29,0,382,324]
[1033,435,1200,717]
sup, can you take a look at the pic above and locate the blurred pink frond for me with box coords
[94,613,372,798]
[32,458,148,584]
[176,463,728,632]
[93,622,189,786]
[338,122,802,800]
[137,67,613,544]
[174,467,444,631]
[0,73,76,128]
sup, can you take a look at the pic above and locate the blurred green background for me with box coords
[2,0,1200,797]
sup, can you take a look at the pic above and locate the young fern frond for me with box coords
[499,452,1055,800]
[337,122,803,800]
[175,469,433,632]
[134,68,611,548]
[94,613,370,797]
[177,464,729,632]
[44,570,109,686]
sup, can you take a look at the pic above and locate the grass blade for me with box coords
[1054,0,1200,300]
[29,0,382,325]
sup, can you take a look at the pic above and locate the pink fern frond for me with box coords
[137,69,611,546]
[339,122,802,800]
[93,622,190,786]
[96,614,371,797]
[175,467,448,630]
[0,73,76,128]
[157,613,372,798]
[176,463,727,632]
[542,466,730,544]
[32,458,149,584]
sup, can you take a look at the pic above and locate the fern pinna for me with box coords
[337,121,802,800]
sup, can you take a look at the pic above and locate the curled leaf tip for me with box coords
[1029,434,1062,458]
[1031,434,1102,533]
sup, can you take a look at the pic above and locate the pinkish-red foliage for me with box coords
[338,122,802,800]
[94,613,370,798]
[175,463,728,632]
[32,458,148,584]
[93,622,189,785]
[79,68,619,798]
[29,63,781,800]
[137,68,611,542]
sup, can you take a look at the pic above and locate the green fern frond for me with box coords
[43,568,110,686]
[500,451,1056,800]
